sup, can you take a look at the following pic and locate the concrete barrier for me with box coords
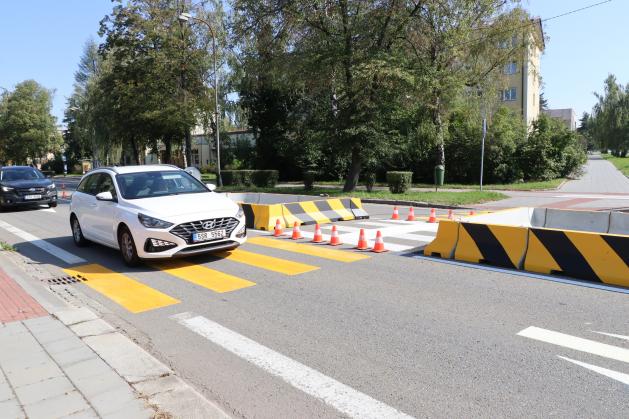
[608,211,629,235]
[543,209,610,233]
[423,220,460,259]
[454,223,529,269]
[423,207,629,288]
[235,194,369,231]
[525,228,629,287]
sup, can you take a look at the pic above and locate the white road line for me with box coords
[517,326,629,364]
[172,313,414,419]
[558,356,629,386]
[592,331,629,342]
[0,220,85,265]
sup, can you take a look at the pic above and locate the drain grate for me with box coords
[46,275,87,285]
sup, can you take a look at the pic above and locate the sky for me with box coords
[0,0,626,125]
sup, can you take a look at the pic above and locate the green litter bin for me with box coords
[434,165,445,187]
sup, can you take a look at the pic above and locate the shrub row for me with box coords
[386,171,413,193]
[221,170,279,187]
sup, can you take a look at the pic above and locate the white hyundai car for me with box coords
[70,165,246,266]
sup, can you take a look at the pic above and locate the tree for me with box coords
[96,0,222,165]
[0,80,62,165]
[402,2,538,171]
[65,39,107,166]
[588,74,629,156]
[539,91,549,111]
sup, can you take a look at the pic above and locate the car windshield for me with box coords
[116,170,208,200]
[1,168,45,181]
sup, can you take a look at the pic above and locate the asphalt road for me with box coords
[0,202,627,418]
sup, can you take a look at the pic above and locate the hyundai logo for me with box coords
[29,188,36,192]
[202,221,215,230]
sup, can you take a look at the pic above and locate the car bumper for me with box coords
[134,218,247,259]
[0,192,57,207]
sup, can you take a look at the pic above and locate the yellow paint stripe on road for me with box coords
[63,264,179,314]
[218,249,319,276]
[153,260,256,293]
[247,237,370,263]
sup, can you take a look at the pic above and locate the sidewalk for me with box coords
[0,251,230,419]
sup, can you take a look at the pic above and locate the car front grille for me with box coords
[17,187,46,195]
[170,217,240,243]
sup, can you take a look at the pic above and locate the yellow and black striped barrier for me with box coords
[524,228,629,287]
[240,198,369,231]
[425,220,629,288]
[455,223,528,270]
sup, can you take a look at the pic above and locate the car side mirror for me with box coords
[206,183,216,191]
[95,191,114,201]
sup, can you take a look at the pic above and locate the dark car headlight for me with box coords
[1,185,14,193]
[138,213,174,229]
[47,183,56,190]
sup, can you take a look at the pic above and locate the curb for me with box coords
[0,250,231,419]
[360,198,468,210]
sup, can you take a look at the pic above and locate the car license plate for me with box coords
[24,194,42,200]
[192,229,226,243]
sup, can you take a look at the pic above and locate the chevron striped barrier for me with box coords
[454,223,529,269]
[524,228,629,287]
[424,208,629,288]
[240,198,369,231]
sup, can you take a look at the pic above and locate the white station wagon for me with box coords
[70,165,246,266]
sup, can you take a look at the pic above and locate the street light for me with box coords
[178,11,223,187]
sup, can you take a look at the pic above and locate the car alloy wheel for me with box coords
[71,217,88,247]
[119,227,140,266]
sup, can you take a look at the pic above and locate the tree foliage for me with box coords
[0,80,62,165]
[586,74,629,156]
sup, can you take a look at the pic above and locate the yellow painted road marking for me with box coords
[247,237,370,263]
[217,249,319,276]
[153,260,256,293]
[63,264,179,314]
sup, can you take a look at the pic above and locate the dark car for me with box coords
[0,166,57,210]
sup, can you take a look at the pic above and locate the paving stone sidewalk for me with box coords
[0,251,231,419]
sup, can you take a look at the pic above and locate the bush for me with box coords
[221,170,255,186]
[303,170,317,190]
[199,165,216,174]
[387,171,413,193]
[252,170,279,187]
[363,172,376,192]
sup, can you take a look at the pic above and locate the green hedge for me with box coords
[222,170,279,187]
[386,171,413,194]
[251,170,279,187]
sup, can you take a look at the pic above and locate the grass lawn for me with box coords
[219,186,506,206]
[602,154,629,177]
[201,173,217,181]
[282,178,565,191]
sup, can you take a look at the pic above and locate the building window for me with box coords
[191,149,200,166]
[501,87,517,101]
[503,62,517,75]
[498,35,518,49]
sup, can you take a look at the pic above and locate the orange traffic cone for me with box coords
[407,207,416,221]
[469,210,475,216]
[273,219,283,237]
[355,229,369,250]
[329,225,342,246]
[371,231,387,253]
[391,206,400,220]
[447,209,454,220]
[291,222,303,240]
[312,223,324,243]
[428,208,437,223]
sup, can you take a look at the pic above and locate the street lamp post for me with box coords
[178,12,222,187]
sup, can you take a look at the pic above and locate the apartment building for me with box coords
[499,18,545,127]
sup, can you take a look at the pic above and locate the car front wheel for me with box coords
[71,216,89,247]
[118,226,140,267]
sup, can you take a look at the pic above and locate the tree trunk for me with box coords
[164,138,172,164]
[184,130,192,168]
[343,146,362,192]
[130,137,141,165]
[433,96,446,167]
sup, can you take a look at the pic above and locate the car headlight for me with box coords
[47,183,56,190]
[236,207,244,219]
[1,186,14,192]
[138,213,174,229]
